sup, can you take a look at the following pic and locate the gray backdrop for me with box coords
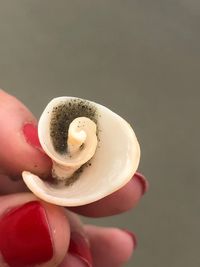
[0,1,199,266]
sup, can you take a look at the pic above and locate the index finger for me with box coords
[0,90,51,179]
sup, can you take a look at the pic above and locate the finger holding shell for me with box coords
[22,97,140,207]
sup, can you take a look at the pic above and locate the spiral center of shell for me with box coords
[50,99,98,155]
[48,99,98,181]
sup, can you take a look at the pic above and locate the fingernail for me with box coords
[23,123,42,149]
[0,201,53,267]
[123,230,138,249]
[69,232,93,267]
[134,172,149,195]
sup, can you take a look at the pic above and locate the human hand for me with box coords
[0,90,148,267]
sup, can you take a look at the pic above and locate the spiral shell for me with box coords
[22,97,140,206]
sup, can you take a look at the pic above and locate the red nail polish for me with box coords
[69,232,93,267]
[134,172,149,195]
[0,201,53,267]
[23,123,42,149]
[123,230,138,249]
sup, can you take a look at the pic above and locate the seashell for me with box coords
[22,97,140,206]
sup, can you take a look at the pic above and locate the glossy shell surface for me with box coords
[22,97,140,206]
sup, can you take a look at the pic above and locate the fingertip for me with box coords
[85,225,135,267]
[120,229,138,251]
[21,122,52,177]
[0,90,52,179]
[106,228,135,262]
[133,172,149,195]
[41,201,70,266]
[23,123,43,150]
[0,194,70,267]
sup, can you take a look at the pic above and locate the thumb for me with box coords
[0,193,70,267]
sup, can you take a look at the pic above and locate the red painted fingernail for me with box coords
[134,172,149,195]
[69,232,93,267]
[23,123,42,149]
[0,201,53,267]
[123,230,138,249]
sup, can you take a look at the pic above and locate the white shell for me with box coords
[22,97,140,206]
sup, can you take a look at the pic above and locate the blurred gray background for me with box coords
[0,1,199,266]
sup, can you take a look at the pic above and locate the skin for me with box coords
[0,90,146,267]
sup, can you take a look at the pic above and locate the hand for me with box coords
[0,90,148,267]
